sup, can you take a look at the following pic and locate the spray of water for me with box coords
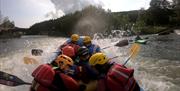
[73,14,108,35]
[1,34,180,91]
[46,0,108,35]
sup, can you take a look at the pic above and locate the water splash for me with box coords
[0,34,180,91]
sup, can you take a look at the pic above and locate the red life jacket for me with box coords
[60,73,79,91]
[31,64,79,91]
[98,64,138,91]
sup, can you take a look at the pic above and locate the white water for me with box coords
[0,34,180,91]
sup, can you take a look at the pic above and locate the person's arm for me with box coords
[96,45,101,52]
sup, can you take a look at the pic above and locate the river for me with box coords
[0,33,180,91]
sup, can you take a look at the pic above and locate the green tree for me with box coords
[147,0,172,25]
[0,17,15,29]
[172,0,180,25]
[150,0,171,9]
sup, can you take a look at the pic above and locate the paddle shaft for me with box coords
[32,39,129,56]
[101,46,113,50]
[123,43,140,66]
[122,53,133,66]
[108,43,140,66]
[0,71,32,86]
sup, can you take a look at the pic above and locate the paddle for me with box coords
[108,43,140,66]
[31,49,43,56]
[23,57,39,64]
[100,39,129,50]
[31,49,60,56]
[0,71,31,86]
[31,39,129,56]
[123,43,140,66]
[143,29,173,39]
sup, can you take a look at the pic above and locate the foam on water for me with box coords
[0,34,180,91]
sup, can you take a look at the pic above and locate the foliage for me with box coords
[2,0,180,38]
[0,17,15,29]
[27,5,109,37]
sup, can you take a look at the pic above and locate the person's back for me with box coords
[83,36,101,55]
[30,55,81,91]
[89,53,141,91]
[86,44,100,55]
[74,46,98,83]
[100,64,140,91]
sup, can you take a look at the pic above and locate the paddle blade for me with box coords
[0,71,31,86]
[23,57,39,64]
[123,43,140,66]
[31,49,43,56]
[130,44,140,59]
[129,43,140,55]
[115,39,129,47]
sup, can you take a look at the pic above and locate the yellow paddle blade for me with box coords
[23,57,38,64]
[123,43,141,66]
[129,43,138,53]
[129,43,140,60]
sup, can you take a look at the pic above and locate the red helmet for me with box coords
[62,45,75,57]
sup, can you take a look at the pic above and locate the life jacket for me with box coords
[99,64,140,91]
[77,62,98,83]
[30,64,80,91]
[86,44,101,55]
[60,73,79,91]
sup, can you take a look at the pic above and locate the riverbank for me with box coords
[0,26,179,39]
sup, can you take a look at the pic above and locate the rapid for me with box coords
[0,33,180,91]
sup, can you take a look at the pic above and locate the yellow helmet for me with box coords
[83,36,91,44]
[55,54,74,70]
[71,34,79,42]
[89,53,108,66]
